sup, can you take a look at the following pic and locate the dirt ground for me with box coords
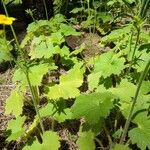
[0,69,15,149]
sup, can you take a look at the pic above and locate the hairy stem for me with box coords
[120,59,150,144]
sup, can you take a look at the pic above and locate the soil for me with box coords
[0,69,15,149]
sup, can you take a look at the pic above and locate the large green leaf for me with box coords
[23,131,60,150]
[88,51,125,90]
[7,116,26,141]
[59,23,80,36]
[109,79,136,103]
[129,113,150,150]
[77,131,95,150]
[71,92,114,125]
[13,63,55,86]
[5,86,24,117]
[47,63,85,100]
[108,79,149,118]
[101,25,132,43]
[29,35,65,59]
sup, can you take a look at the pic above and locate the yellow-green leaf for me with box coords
[5,86,24,117]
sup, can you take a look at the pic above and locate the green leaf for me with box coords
[39,103,72,122]
[97,12,113,23]
[7,116,26,141]
[5,86,24,117]
[13,63,55,86]
[47,63,85,100]
[71,92,114,125]
[29,36,56,59]
[109,79,150,119]
[88,72,101,91]
[23,131,60,150]
[135,50,150,72]
[0,38,12,63]
[140,81,150,95]
[77,131,95,150]
[88,51,125,90]
[129,113,150,150]
[113,144,131,150]
[70,7,84,14]
[50,32,65,44]
[59,24,80,36]
[70,44,85,56]
[27,20,51,33]
[27,103,72,133]
[101,25,132,43]
[109,79,136,103]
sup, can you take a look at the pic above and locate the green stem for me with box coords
[26,71,45,133]
[93,8,97,34]
[120,59,150,144]
[87,0,91,33]
[42,0,48,20]
[128,27,140,73]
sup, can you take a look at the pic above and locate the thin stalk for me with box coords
[87,0,91,33]
[93,8,97,34]
[104,125,113,149]
[26,72,45,133]
[42,0,48,20]
[128,27,140,73]
[95,138,105,150]
[120,59,150,144]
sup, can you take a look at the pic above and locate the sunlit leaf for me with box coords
[5,86,24,117]
[47,63,85,100]
[88,51,125,90]
[71,92,114,124]
[7,116,26,141]
[77,131,95,150]
[23,131,60,150]
[13,63,55,86]
[129,113,150,150]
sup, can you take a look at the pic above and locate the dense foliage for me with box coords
[0,0,150,149]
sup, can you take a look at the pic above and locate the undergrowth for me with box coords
[0,0,150,149]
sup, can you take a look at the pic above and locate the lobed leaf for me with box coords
[47,63,85,100]
[5,86,24,117]
[71,92,114,125]
[23,131,60,150]
[7,116,26,141]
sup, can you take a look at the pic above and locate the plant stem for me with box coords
[128,27,140,73]
[95,138,105,150]
[42,0,48,20]
[104,125,113,149]
[120,59,150,144]
[26,71,45,133]
[93,8,97,34]
[87,0,91,33]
